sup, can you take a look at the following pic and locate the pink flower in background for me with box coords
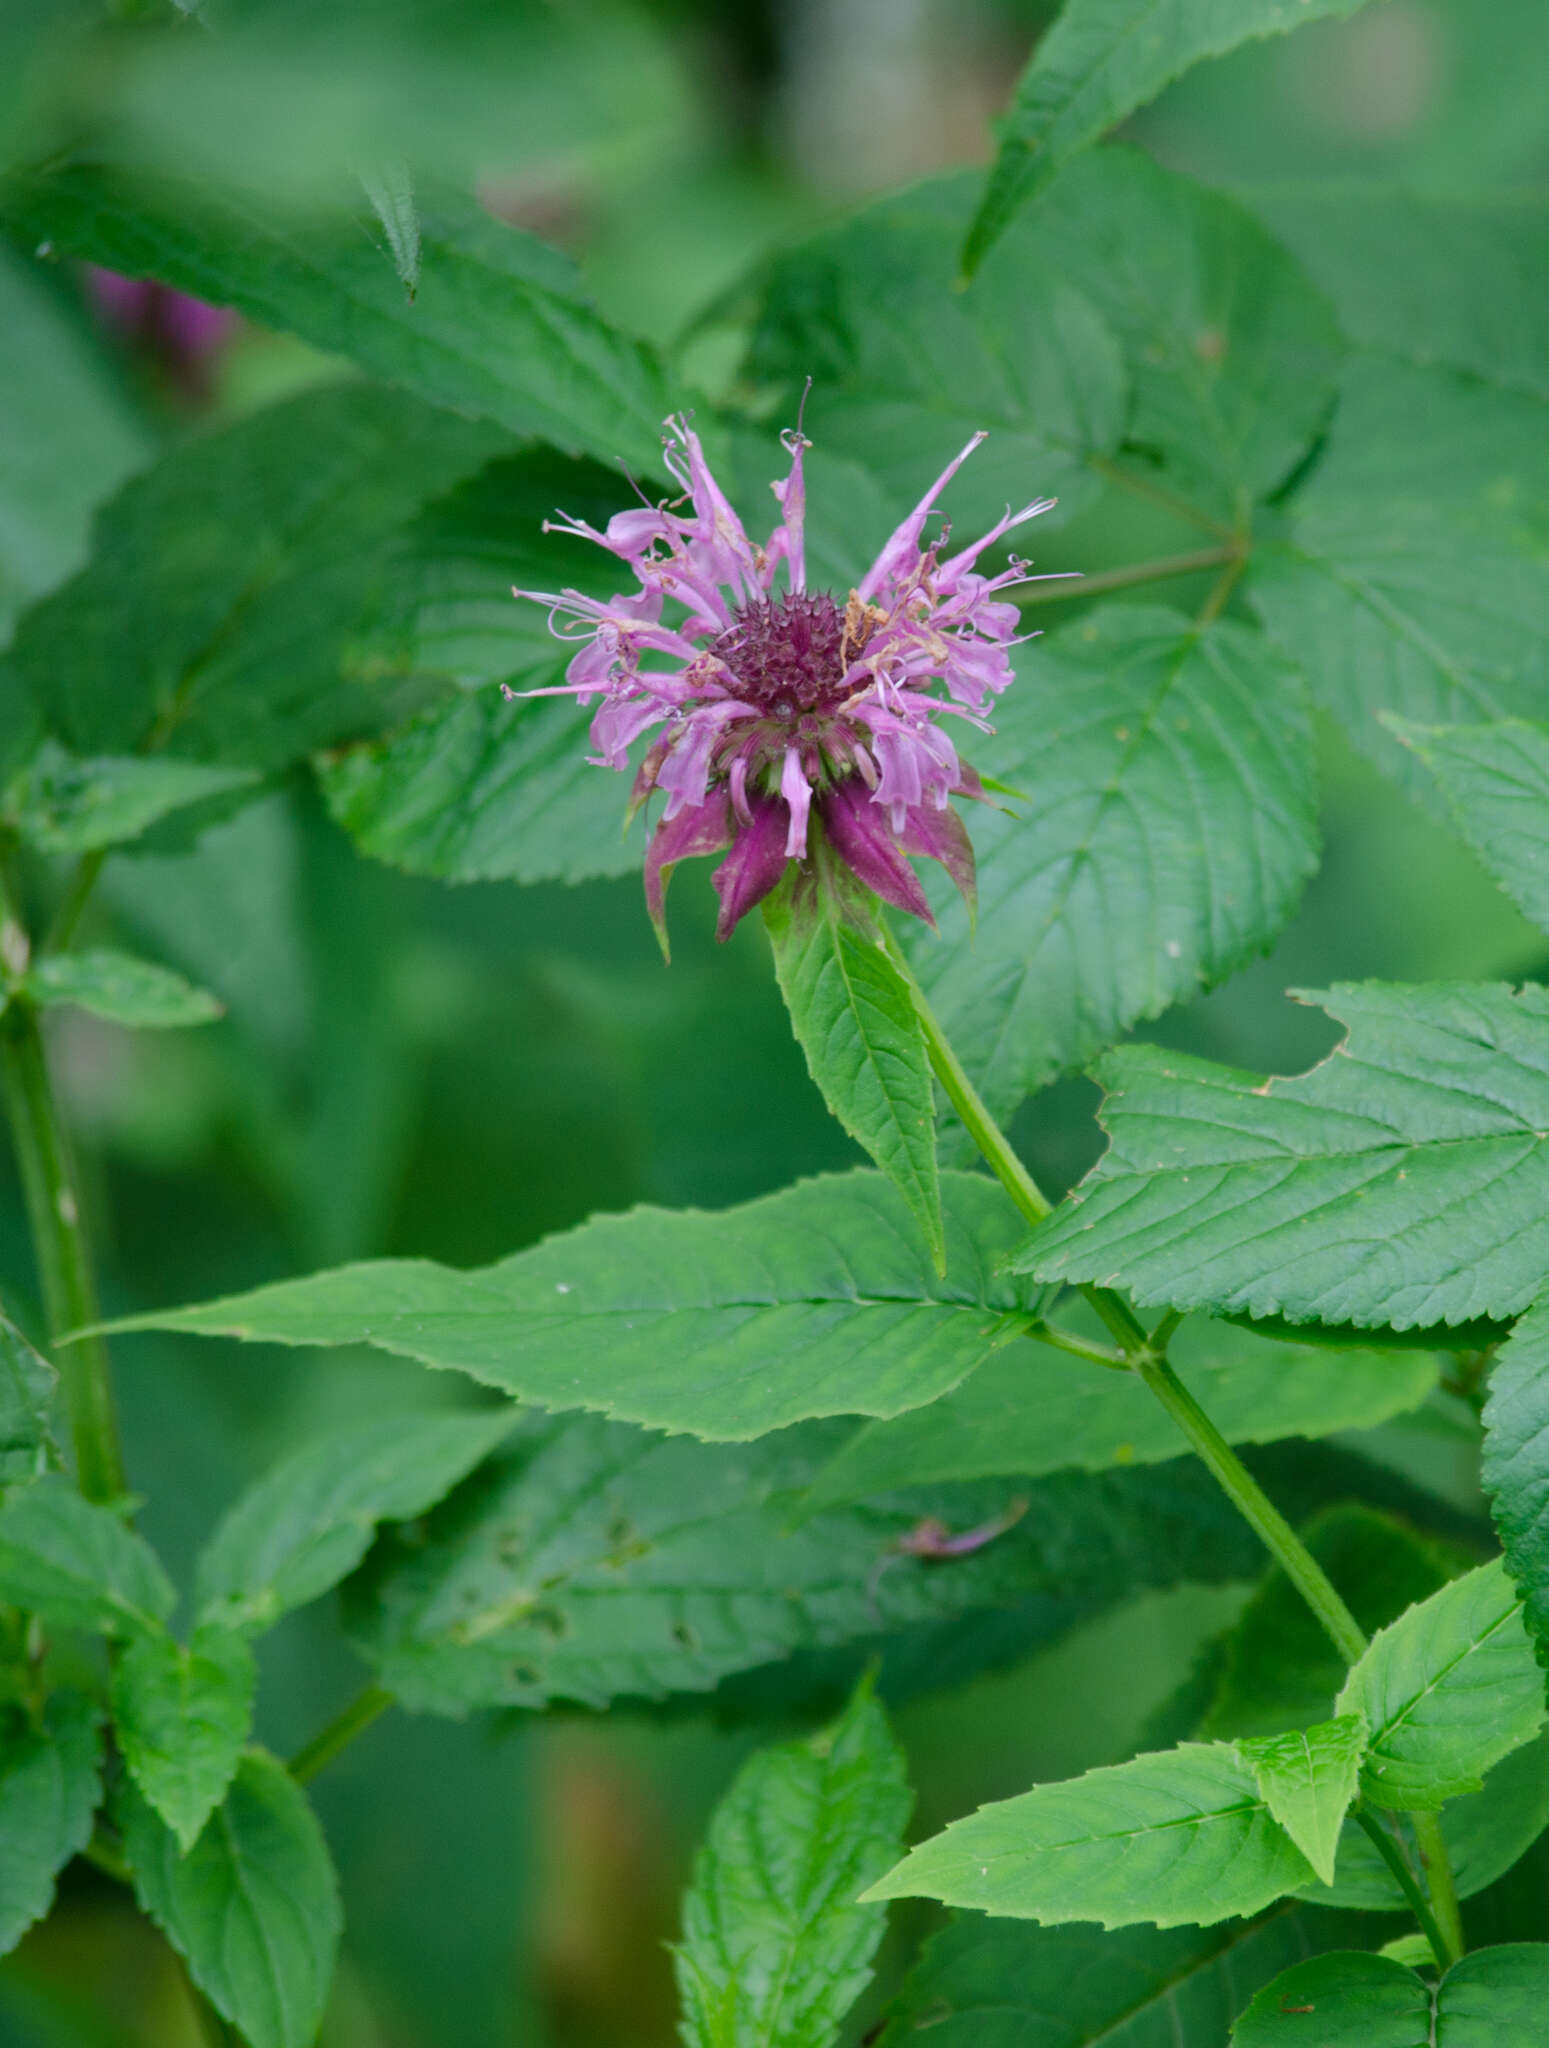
[513,416,1053,948]
[83,268,237,398]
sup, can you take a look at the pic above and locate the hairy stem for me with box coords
[1353,1810,1455,1969]
[1016,544,1237,610]
[288,1683,394,1785]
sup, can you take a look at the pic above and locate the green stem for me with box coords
[1027,1321,1130,1372]
[1354,1810,1454,1969]
[288,1682,394,1785]
[0,1006,126,1503]
[42,849,106,957]
[1016,544,1237,610]
[1412,1810,1466,1966]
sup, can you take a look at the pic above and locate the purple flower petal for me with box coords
[645,793,733,957]
[820,781,934,925]
[899,799,977,920]
[712,794,790,940]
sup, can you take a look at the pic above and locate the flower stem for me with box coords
[288,1683,394,1785]
[1354,1809,1455,1968]
[1016,544,1238,610]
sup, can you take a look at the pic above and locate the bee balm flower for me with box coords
[513,417,1053,949]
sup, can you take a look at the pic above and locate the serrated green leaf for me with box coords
[962,2,1373,278]
[804,1321,1435,1512]
[5,743,258,856]
[111,1624,256,1852]
[1483,1296,1549,1672]
[1393,718,1549,938]
[904,606,1319,1127]
[0,380,504,773]
[877,1905,1366,2048]
[676,1681,910,2048]
[104,1171,1034,1442]
[864,1741,1313,1928]
[1237,1715,1366,1885]
[1336,1560,1544,1811]
[195,1408,518,1634]
[766,879,943,1273]
[0,1694,101,1958]
[22,949,222,1028]
[0,1476,173,1637]
[358,159,419,298]
[0,163,669,472]
[1022,982,1549,1330]
[1232,1945,1549,2046]
[121,1750,341,2048]
[0,1313,55,1485]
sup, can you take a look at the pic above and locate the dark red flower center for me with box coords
[711,592,846,717]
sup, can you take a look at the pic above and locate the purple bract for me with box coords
[512,416,1053,947]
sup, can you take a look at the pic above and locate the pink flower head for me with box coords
[512,416,1054,950]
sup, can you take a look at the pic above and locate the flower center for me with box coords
[711,592,846,718]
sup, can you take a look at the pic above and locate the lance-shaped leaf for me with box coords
[0,163,669,472]
[1236,1715,1366,1886]
[0,1476,173,1637]
[863,1743,1313,1929]
[0,1694,102,1958]
[103,1171,1034,1441]
[766,880,943,1273]
[961,0,1374,278]
[1021,982,1549,1330]
[905,606,1319,1126]
[1335,1560,1545,1811]
[121,1751,341,2048]
[111,1624,257,1853]
[23,949,222,1029]
[195,1409,519,1634]
[1483,1295,1549,1670]
[804,1317,1435,1511]
[0,1312,56,1484]
[1233,1945,1549,2047]
[675,1681,911,2048]
[1393,718,1549,938]
[4,743,258,856]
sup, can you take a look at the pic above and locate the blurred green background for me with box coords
[3,1,1547,2041]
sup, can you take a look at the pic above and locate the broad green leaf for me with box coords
[766,879,943,1273]
[1236,1715,1365,1886]
[1483,1296,1549,1670]
[1233,1945,1549,2047]
[1336,1560,1544,1811]
[962,2,1374,278]
[1021,982,1549,1330]
[804,1305,1435,1512]
[0,163,669,472]
[195,1409,518,1634]
[0,1313,55,1484]
[22,949,222,1028]
[5,742,257,855]
[0,1476,173,1636]
[1379,1934,1439,1969]
[877,1905,1365,2048]
[1241,187,1549,402]
[0,1694,101,1957]
[1247,358,1549,804]
[1393,719,1549,939]
[863,1742,1313,1928]
[111,1624,257,1852]
[905,606,1319,1127]
[0,380,504,772]
[343,1411,1299,1717]
[121,1750,341,2048]
[106,1171,1036,1442]
[745,172,1125,538]
[675,1681,911,2048]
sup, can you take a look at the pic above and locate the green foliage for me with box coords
[1483,1296,1549,1669]
[194,1409,518,1633]
[108,1171,1035,1441]
[803,1322,1436,1510]
[3,744,258,856]
[904,605,1320,1124]
[0,1476,173,1637]
[765,876,943,1271]
[110,1624,257,1851]
[0,1313,55,1484]
[21,949,223,1028]
[0,1695,101,1957]
[962,0,1374,277]
[675,1680,910,2048]
[1394,718,1549,936]
[1336,1560,1545,1811]
[1236,1715,1365,1885]
[865,1743,1314,1928]
[1232,1946,1549,2046]
[120,1750,341,2048]
[1022,982,1549,1329]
